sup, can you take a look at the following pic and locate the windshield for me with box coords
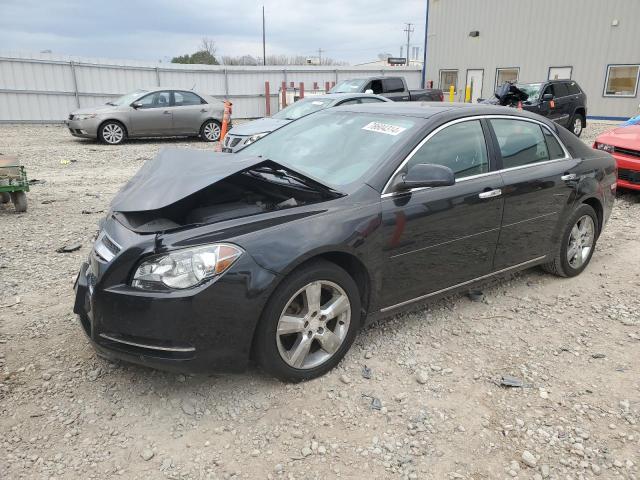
[108,89,148,106]
[241,111,420,187]
[272,97,334,120]
[329,79,367,93]
[515,83,543,103]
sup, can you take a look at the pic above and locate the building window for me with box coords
[495,68,519,88]
[604,65,640,97]
[439,70,458,93]
[548,66,572,80]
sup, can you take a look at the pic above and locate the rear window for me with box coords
[566,81,581,95]
[384,78,405,93]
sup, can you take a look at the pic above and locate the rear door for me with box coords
[171,91,207,134]
[379,118,504,309]
[382,78,409,101]
[128,91,173,136]
[488,117,579,270]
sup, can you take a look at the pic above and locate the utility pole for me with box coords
[421,0,430,88]
[404,22,414,66]
[317,48,324,65]
[262,6,266,65]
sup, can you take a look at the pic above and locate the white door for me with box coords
[465,69,484,103]
[548,67,572,80]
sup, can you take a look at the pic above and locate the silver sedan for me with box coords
[66,88,225,145]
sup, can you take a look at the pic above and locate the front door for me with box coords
[128,90,173,136]
[487,118,579,269]
[466,69,484,103]
[380,119,504,309]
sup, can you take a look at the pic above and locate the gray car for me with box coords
[66,88,225,145]
[221,93,390,153]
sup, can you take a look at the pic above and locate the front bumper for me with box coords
[65,117,100,139]
[73,244,278,373]
[613,152,640,191]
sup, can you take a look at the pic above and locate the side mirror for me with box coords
[131,101,143,109]
[364,89,374,94]
[394,163,455,191]
[542,93,554,101]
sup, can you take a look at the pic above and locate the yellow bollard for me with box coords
[465,85,471,103]
[449,85,455,103]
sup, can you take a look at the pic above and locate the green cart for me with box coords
[0,156,29,213]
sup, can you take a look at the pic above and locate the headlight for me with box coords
[131,243,243,290]
[595,142,615,153]
[73,114,97,121]
[244,132,269,146]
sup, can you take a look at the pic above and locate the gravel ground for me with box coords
[1,122,639,480]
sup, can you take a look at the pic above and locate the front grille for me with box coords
[614,146,640,158]
[230,137,242,148]
[93,232,121,262]
[618,168,640,184]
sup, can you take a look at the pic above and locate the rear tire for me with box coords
[98,121,126,145]
[254,260,361,382]
[10,191,27,213]
[200,120,221,142]
[570,113,584,137]
[542,204,598,277]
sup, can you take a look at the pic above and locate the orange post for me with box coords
[299,82,304,99]
[265,81,271,116]
[219,100,232,141]
[517,100,523,110]
[325,81,330,92]
[313,81,318,90]
[281,81,287,108]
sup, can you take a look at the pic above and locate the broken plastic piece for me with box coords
[500,375,524,388]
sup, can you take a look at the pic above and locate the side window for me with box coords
[566,81,581,95]
[406,120,489,179]
[359,97,386,103]
[383,78,405,93]
[367,80,383,94]
[553,82,568,97]
[137,91,170,108]
[174,91,204,106]
[490,119,550,168]
[542,128,566,160]
[337,99,360,106]
[542,84,555,98]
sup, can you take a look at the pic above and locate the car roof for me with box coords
[330,101,560,122]
[311,93,389,100]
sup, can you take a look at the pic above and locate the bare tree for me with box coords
[200,38,217,58]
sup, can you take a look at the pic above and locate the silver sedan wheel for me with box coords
[573,117,583,136]
[567,215,595,269]
[102,123,124,144]
[203,122,221,141]
[276,280,351,370]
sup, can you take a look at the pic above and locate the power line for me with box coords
[403,22,414,65]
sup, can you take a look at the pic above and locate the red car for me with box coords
[594,121,640,190]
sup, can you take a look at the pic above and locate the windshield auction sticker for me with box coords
[362,122,407,136]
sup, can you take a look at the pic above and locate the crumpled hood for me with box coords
[596,125,640,150]
[227,117,290,136]
[111,149,276,212]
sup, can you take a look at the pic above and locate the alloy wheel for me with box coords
[102,123,124,144]
[573,117,582,136]
[276,280,351,369]
[203,122,221,141]
[566,215,595,269]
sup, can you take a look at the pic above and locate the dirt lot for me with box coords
[1,122,639,480]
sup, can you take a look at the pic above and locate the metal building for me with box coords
[424,0,640,119]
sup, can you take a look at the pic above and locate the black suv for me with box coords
[483,80,587,137]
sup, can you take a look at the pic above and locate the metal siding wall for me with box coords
[0,52,422,122]
[426,0,640,118]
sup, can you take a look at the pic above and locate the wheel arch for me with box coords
[581,196,603,236]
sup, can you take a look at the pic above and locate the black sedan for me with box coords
[74,103,616,382]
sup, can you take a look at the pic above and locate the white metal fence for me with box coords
[0,52,423,122]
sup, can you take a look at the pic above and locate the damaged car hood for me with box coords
[110,148,334,213]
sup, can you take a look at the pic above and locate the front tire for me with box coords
[10,191,27,212]
[254,260,361,382]
[542,204,598,277]
[200,120,221,142]
[98,121,126,145]
[0,192,10,204]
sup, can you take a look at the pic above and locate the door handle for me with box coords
[478,189,502,199]
[163,110,171,114]
[561,173,577,181]
[200,108,208,113]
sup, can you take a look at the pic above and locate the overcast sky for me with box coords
[0,0,428,64]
